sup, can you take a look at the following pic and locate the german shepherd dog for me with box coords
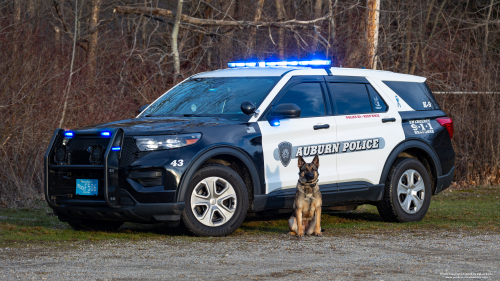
[288,155,322,237]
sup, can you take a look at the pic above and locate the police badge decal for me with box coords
[278,141,292,167]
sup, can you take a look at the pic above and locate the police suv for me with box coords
[45,60,455,236]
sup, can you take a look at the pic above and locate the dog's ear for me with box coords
[312,154,319,167]
[297,155,305,168]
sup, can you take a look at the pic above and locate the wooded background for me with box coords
[1,0,499,206]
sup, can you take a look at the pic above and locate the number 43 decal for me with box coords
[170,159,184,166]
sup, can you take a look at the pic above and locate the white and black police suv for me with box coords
[45,59,455,236]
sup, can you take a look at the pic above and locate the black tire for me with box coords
[182,164,249,236]
[67,219,124,231]
[377,157,432,222]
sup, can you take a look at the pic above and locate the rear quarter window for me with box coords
[382,81,440,111]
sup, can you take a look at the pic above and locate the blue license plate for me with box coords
[76,179,98,196]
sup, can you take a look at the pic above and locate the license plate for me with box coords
[76,179,98,196]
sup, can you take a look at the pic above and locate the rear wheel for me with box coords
[182,164,248,236]
[377,158,432,222]
[67,219,123,231]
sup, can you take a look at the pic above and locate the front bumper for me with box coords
[44,128,184,222]
[54,189,185,223]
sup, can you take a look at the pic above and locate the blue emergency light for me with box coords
[111,146,121,151]
[228,59,331,68]
[64,131,74,137]
[101,131,111,137]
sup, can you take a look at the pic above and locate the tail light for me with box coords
[436,117,453,139]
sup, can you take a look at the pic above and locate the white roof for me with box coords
[192,66,426,82]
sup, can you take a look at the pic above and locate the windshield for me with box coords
[141,77,281,121]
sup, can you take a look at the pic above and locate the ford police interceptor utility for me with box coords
[44,60,455,236]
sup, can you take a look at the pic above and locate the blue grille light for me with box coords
[111,146,121,151]
[64,131,74,137]
[228,59,331,68]
[101,131,111,137]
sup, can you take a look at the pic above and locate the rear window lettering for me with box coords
[328,83,372,115]
[366,84,387,112]
[382,81,440,111]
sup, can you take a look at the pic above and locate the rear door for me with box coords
[258,76,338,200]
[325,77,405,199]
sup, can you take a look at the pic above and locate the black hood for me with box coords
[76,116,237,136]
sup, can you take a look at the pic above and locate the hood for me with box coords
[76,116,236,135]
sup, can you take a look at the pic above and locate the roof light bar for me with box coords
[64,131,74,137]
[228,59,331,68]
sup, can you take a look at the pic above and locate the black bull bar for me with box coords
[44,128,125,209]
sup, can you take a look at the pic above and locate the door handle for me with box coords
[382,118,396,123]
[313,124,330,130]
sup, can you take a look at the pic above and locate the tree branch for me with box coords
[114,6,326,30]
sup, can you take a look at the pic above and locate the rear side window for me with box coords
[328,83,372,115]
[275,83,326,117]
[383,81,440,111]
[367,84,387,112]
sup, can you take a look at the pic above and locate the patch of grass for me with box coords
[240,186,500,235]
[0,187,498,245]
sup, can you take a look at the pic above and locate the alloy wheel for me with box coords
[397,169,425,214]
[190,177,237,227]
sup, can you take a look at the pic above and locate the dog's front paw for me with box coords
[314,232,323,236]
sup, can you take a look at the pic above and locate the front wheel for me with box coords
[377,157,432,222]
[182,164,248,236]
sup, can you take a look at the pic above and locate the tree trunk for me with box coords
[88,0,102,83]
[483,0,494,67]
[27,0,36,19]
[172,0,183,78]
[247,0,265,57]
[142,0,148,48]
[59,0,79,128]
[366,0,380,69]
[275,0,286,58]
[311,0,323,52]
[14,0,22,24]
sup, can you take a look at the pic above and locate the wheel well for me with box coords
[200,154,254,208]
[397,148,437,193]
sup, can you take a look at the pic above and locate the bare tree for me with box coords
[247,0,265,57]
[88,0,102,83]
[366,0,380,69]
[311,0,323,52]
[172,0,184,78]
[275,0,286,58]
[59,0,79,128]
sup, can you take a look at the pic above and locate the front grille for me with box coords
[54,137,149,167]
[66,138,110,165]
[119,138,151,167]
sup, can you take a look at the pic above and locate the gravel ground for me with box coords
[0,233,498,280]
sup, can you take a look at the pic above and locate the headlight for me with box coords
[134,133,202,151]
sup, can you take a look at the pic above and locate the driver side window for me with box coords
[275,83,326,118]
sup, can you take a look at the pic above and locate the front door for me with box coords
[258,78,338,199]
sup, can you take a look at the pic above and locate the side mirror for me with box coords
[138,104,150,115]
[272,103,301,119]
[240,101,256,116]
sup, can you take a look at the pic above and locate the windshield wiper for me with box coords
[183,114,213,117]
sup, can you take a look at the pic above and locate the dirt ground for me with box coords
[0,232,498,280]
